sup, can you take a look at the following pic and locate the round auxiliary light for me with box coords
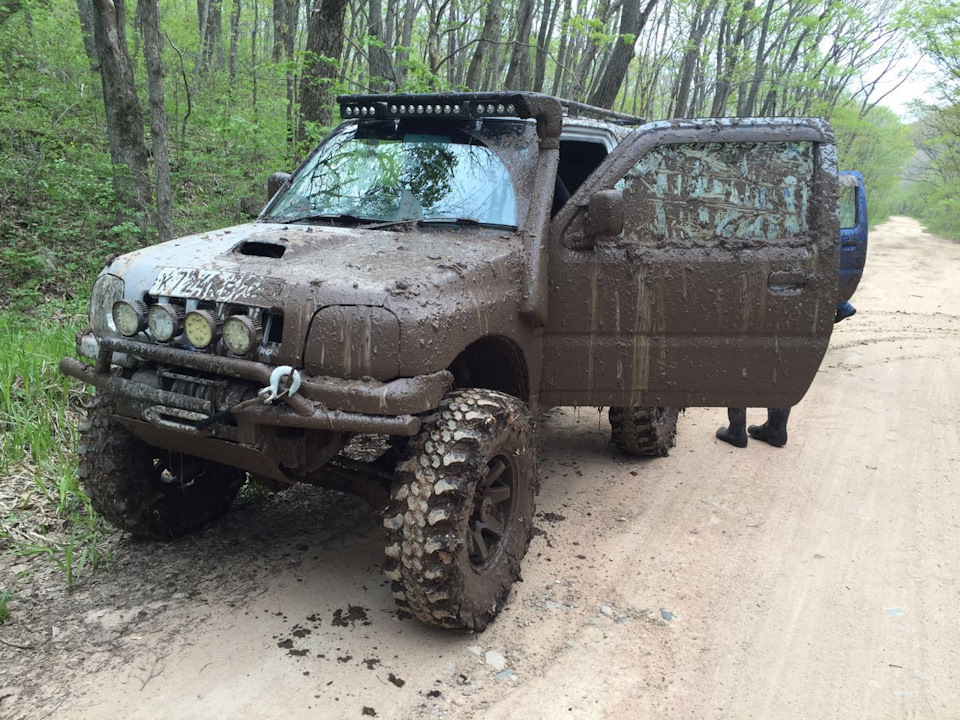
[434,105,442,114]
[487,104,495,113]
[453,104,461,114]
[369,106,376,115]
[476,103,485,113]
[344,106,353,117]
[390,104,398,113]
[443,105,451,114]
[399,105,407,114]
[497,104,505,114]
[184,310,220,349]
[147,303,184,342]
[222,315,263,356]
[426,105,433,114]
[417,105,424,114]
[506,104,515,114]
[408,104,416,114]
[112,300,148,337]
[360,106,368,116]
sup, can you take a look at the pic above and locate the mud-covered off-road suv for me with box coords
[61,92,859,631]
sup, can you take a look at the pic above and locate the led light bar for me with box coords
[338,93,531,122]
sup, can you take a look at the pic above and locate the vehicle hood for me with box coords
[108,221,522,308]
[105,222,527,373]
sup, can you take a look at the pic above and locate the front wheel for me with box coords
[77,393,246,538]
[383,389,537,631]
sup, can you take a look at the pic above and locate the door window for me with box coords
[838,184,858,229]
[621,141,813,245]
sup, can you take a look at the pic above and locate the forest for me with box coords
[3,0,958,312]
[0,0,958,585]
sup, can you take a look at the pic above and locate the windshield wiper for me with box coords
[367,217,504,230]
[274,213,381,226]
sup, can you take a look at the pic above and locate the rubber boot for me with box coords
[835,301,857,323]
[748,407,791,447]
[716,407,748,448]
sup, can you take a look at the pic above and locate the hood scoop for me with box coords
[235,240,286,259]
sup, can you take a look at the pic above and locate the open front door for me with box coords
[541,118,840,409]
[838,170,868,302]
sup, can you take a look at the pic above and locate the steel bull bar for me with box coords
[59,337,454,437]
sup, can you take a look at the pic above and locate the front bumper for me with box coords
[60,335,453,437]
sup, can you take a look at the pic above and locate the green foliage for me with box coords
[0,304,111,588]
[0,588,11,623]
[896,0,960,239]
[832,104,913,228]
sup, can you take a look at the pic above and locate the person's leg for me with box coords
[716,407,747,448]
[748,407,791,447]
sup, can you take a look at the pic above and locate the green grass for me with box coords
[0,302,112,588]
[0,588,11,623]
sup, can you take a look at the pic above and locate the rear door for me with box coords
[838,170,868,302]
[541,118,839,409]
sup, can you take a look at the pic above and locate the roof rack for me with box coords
[558,98,646,125]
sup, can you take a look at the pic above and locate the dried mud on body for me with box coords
[2,217,960,719]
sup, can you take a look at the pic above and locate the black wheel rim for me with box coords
[468,453,516,568]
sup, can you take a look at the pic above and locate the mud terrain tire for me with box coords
[78,393,246,538]
[609,406,680,457]
[384,389,537,631]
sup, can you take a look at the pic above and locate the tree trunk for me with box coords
[567,0,611,101]
[672,0,718,118]
[368,0,393,89]
[300,0,348,134]
[588,0,658,108]
[504,0,535,90]
[91,0,152,213]
[710,0,751,116]
[532,0,560,92]
[139,0,173,243]
[464,0,500,90]
[550,0,572,95]
[229,0,241,92]
[76,0,99,65]
[285,0,298,145]
[272,0,287,62]
[394,0,418,87]
[252,0,259,114]
[739,0,775,116]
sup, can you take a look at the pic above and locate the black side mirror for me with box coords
[589,189,624,239]
[267,172,292,203]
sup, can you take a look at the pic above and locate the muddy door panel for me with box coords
[541,119,840,409]
[838,169,868,302]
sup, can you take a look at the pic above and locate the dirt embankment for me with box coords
[2,216,958,719]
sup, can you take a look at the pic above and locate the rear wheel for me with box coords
[609,406,680,457]
[383,389,537,631]
[78,393,246,538]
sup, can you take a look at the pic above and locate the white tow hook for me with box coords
[258,365,302,404]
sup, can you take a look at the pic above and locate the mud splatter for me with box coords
[332,605,371,627]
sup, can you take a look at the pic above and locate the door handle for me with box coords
[768,270,811,294]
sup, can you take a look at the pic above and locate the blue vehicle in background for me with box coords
[836,169,867,322]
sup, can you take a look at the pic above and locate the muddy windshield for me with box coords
[266,122,527,228]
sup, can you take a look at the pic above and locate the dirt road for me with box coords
[2,216,958,719]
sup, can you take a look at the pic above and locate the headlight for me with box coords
[222,315,262,355]
[184,310,220,348]
[88,274,124,338]
[112,300,148,337]
[148,303,184,342]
